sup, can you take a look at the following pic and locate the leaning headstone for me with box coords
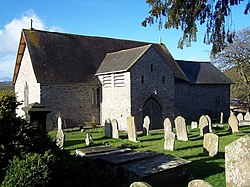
[104,118,112,138]
[130,181,152,187]
[237,113,244,122]
[203,133,219,157]
[111,119,119,139]
[56,129,65,149]
[228,114,239,133]
[199,115,209,136]
[205,115,213,132]
[191,121,198,129]
[188,179,213,187]
[225,134,250,187]
[57,116,62,130]
[174,116,188,141]
[142,116,150,136]
[164,131,175,151]
[220,112,224,124]
[85,133,93,146]
[244,111,250,121]
[164,118,173,139]
[127,116,137,142]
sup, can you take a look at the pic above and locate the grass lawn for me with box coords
[49,124,250,187]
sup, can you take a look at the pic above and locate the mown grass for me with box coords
[49,124,250,187]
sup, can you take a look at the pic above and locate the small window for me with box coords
[141,75,144,83]
[151,64,153,71]
[162,76,165,83]
[91,88,100,108]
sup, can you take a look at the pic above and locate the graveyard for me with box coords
[49,122,250,187]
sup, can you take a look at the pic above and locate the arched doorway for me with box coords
[143,97,162,129]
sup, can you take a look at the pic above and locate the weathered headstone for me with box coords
[130,181,152,187]
[164,118,172,139]
[57,116,62,130]
[188,179,213,187]
[174,116,188,141]
[220,112,224,124]
[127,116,137,142]
[85,133,93,146]
[205,115,213,132]
[225,134,250,187]
[111,119,119,139]
[237,113,244,122]
[203,133,219,157]
[191,121,198,129]
[244,111,250,121]
[199,115,209,136]
[56,129,65,149]
[142,116,150,136]
[164,131,175,151]
[105,118,112,138]
[228,114,239,133]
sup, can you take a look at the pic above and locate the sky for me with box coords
[0,0,249,81]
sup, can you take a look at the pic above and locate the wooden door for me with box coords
[143,98,162,129]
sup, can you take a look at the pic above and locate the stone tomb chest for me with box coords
[76,146,191,187]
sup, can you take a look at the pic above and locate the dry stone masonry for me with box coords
[225,134,250,187]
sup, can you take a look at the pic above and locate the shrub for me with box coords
[1,151,56,187]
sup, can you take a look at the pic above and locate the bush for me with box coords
[1,151,56,187]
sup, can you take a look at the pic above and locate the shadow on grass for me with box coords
[139,136,164,142]
[175,144,202,151]
[64,139,84,148]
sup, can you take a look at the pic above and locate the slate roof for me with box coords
[13,29,188,84]
[176,60,232,84]
[96,45,151,75]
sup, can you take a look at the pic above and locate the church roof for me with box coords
[176,60,232,84]
[13,29,188,84]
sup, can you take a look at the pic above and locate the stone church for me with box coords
[13,29,232,130]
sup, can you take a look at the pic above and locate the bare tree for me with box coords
[211,28,250,105]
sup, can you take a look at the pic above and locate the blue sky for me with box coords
[0,0,249,81]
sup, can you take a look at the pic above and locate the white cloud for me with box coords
[0,10,62,80]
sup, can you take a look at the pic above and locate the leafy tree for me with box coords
[211,28,250,105]
[142,0,250,55]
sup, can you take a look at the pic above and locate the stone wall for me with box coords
[40,83,100,129]
[15,48,41,117]
[98,72,131,130]
[131,47,175,129]
[175,83,230,122]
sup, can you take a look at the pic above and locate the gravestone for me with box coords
[105,118,112,138]
[142,116,150,136]
[56,129,65,149]
[205,115,212,132]
[225,134,250,187]
[203,133,219,157]
[57,116,62,130]
[164,131,175,151]
[85,133,93,146]
[174,116,188,141]
[245,111,250,121]
[199,115,209,136]
[130,181,152,187]
[111,119,119,139]
[237,113,244,122]
[228,114,239,133]
[220,112,224,123]
[127,116,137,142]
[164,118,172,139]
[191,121,198,129]
[188,179,213,187]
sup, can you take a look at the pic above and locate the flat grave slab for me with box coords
[76,145,118,156]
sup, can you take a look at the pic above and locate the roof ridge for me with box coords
[22,28,153,44]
